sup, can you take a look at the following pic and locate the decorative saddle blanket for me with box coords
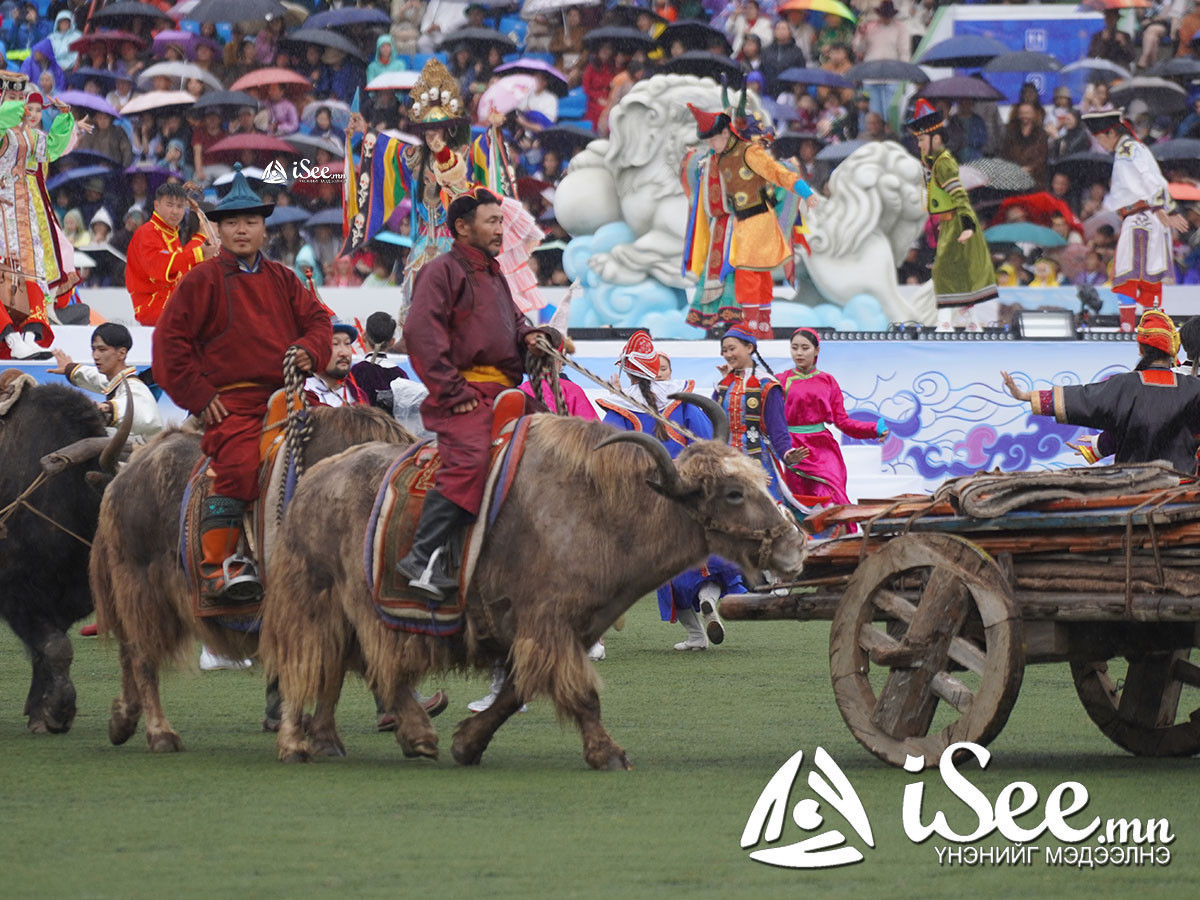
[364,414,533,637]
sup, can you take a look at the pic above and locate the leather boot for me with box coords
[198,495,262,603]
[395,490,473,602]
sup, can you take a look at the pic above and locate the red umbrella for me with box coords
[991,192,1084,234]
[1078,0,1151,10]
[229,68,313,96]
[1170,182,1200,202]
[207,133,299,163]
[69,30,149,55]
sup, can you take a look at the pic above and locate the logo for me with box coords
[259,158,345,187]
[261,159,288,185]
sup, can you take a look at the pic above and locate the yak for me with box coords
[261,396,808,770]
[91,404,414,752]
[0,371,128,733]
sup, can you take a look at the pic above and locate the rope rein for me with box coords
[0,471,92,548]
[278,346,313,526]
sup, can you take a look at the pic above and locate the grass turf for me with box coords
[1,598,1197,899]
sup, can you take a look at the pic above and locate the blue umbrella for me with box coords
[52,149,118,170]
[778,67,852,89]
[67,67,121,89]
[372,231,413,248]
[46,165,118,193]
[266,205,311,227]
[304,7,390,30]
[917,35,1009,69]
[306,207,344,228]
[984,223,1067,247]
[846,59,929,83]
[125,163,177,193]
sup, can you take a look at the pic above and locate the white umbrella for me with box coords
[520,0,600,19]
[382,129,421,145]
[477,74,537,124]
[121,90,196,115]
[213,166,265,186]
[137,61,223,93]
[367,71,420,91]
[301,99,352,130]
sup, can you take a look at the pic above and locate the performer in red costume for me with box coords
[125,182,215,326]
[153,166,331,601]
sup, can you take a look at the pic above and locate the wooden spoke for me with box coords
[871,585,987,676]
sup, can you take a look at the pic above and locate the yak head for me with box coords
[595,393,807,581]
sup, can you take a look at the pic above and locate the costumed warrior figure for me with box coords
[341,59,545,315]
[0,84,89,359]
[125,182,217,326]
[682,87,817,339]
[596,332,741,651]
[781,328,887,525]
[906,98,997,332]
[153,167,333,601]
[1082,109,1189,332]
[1003,309,1200,475]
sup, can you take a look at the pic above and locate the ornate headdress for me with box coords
[1137,308,1180,362]
[687,103,730,140]
[408,58,467,134]
[1081,109,1126,135]
[906,98,943,136]
[616,331,662,381]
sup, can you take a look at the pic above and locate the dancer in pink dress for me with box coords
[781,327,887,512]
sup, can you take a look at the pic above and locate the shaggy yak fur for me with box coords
[90,404,413,752]
[0,380,110,733]
[260,414,808,770]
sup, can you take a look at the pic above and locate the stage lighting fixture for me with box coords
[1013,309,1077,340]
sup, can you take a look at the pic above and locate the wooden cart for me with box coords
[720,466,1200,768]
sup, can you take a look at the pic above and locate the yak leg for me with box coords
[131,657,183,752]
[572,687,631,772]
[108,642,143,746]
[392,685,438,760]
[11,615,75,734]
[23,644,46,718]
[451,675,524,766]
[307,668,347,758]
[275,693,312,763]
[263,677,282,733]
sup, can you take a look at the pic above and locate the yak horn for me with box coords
[99,380,134,474]
[669,392,730,446]
[594,431,683,498]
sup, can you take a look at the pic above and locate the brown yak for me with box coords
[90,404,414,752]
[261,396,807,770]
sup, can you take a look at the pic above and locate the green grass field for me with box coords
[1,598,1197,899]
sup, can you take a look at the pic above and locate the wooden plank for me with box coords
[872,588,987,675]
[931,672,974,714]
[1171,657,1200,689]
[1014,592,1200,622]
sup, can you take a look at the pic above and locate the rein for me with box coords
[0,471,92,548]
[278,347,313,526]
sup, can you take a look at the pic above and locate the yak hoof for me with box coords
[26,715,49,735]
[279,747,313,764]
[588,747,633,772]
[451,740,483,767]
[262,716,281,733]
[401,739,439,761]
[311,735,347,758]
[147,731,184,753]
[109,700,141,745]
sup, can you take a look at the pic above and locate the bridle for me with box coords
[678,501,801,572]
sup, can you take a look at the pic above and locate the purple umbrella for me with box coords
[494,59,570,97]
[56,91,121,118]
[919,75,1005,102]
[124,163,177,193]
[152,29,221,61]
[778,67,852,89]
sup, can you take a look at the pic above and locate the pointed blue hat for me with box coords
[210,163,273,221]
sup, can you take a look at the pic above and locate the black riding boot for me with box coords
[395,490,473,602]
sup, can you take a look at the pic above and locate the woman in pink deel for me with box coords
[781,327,887,511]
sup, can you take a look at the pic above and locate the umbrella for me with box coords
[1078,0,1152,9]
[984,223,1067,247]
[1170,182,1200,202]
[657,20,732,55]
[46,165,119,193]
[55,91,121,118]
[777,0,856,22]
[68,31,147,55]
[121,91,195,116]
[521,0,601,18]
[1110,77,1188,115]
[1082,209,1121,239]
[213,166,265,186]
[778,67,852,89]
[981,51,1062,73]
[372,231,413,248]
[581,26,656,53]
[603,3,669,26]
[367,71,420,91]
[184,0,286,23]
[539,124,595,150]
[815,139,866,162]
[1050,151,1112,182]
[138,62,224,93]
[494,59,569,97]
[957,164,990,191]
[151,29,221,61]
[478,74,537,122]
[515,176,552,201]
[437,27,517,54]
[73,251,98,269]
[91,1,174,27]
[919,75,1005,102]
[266,205,311,227]
[301,100,352,130]
[229,68,312,94]
[124,163,177,192]
[1059,58,1131,82]
[67,67,121,89]
[303,7,390,30]
[993,192,1083,232]
[306,208,344,228]
[662,51,747,86]
[51,149,118,170]
[846,60,929,83]
[1152,139,1200,161]
[772,131,825,159]
[285,133,344,158]
[208,134,298,158]
[917,35,1009,69]
[280,28,368,63]
[964,157,1036,192]
[1150,58,1200,80]
[193,90,260,112]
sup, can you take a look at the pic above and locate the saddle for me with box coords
[364,390,532,637]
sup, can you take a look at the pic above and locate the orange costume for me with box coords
[125,212,206,326]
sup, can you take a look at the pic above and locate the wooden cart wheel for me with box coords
[829,533,1024,769]
[1071,652,1200,757]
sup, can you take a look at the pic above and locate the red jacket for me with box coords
[152,249,333,416]
[125,212,207,326]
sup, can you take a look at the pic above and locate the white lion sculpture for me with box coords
[555,74,765,289]
[800,141,937,326]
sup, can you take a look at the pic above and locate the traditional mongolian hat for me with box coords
[209,163,273,221]
[408,58,468,135]
[446,185,501,233]
[687,102,730,140]
[1082,109,1125,135]
[906,98,944,135]
[616,330,662,381]
[1136,308,1180,362]
[331,317,359,342]
[722,323,758,346]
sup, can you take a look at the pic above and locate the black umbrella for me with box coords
[281,28,368,63]
[91,1,173,28]
[1150,58,1200,80]
[1110,77,1188,115]
[982,50,1062,73]
[966,157,1036,193]
[815,139,866,162]
[662,51,746,87]
[437,27,517,54]
[581,25,656,53]
[778,66,852,89]
[1152,138,1200,177]
[67,67,122,90]
[186,0,285,24]
[772,131,825,159]
[917,35,1009,69]
[193,90,260,112]
[846,59,928,83]
[605,4,668,27]
[1050,151,1112,181]
[920,75,1005,102]
[657,20,731,55]
[539,124,595,150]
[304,7,391,30]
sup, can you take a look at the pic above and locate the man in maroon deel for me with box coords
[153,166,332,601]
[398,187,558,601]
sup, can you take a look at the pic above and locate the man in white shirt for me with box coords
[524,72,559,124]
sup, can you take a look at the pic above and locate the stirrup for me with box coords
[221,554,263,603]
[406,547,457,602]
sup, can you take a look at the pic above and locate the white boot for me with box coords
[698,582,725,645]
[468,663,526,712]
[673,606,708,651]
[4,330,40,359]
[587,639,606,661]
[934,316,954,333]
[955,305,982,332]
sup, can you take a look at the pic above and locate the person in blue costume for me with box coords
[597,331,746,651]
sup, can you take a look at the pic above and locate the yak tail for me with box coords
[511,619,600,726]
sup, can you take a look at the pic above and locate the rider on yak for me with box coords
[152,165,332,602]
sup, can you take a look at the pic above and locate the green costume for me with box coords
[924,148,998,308]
